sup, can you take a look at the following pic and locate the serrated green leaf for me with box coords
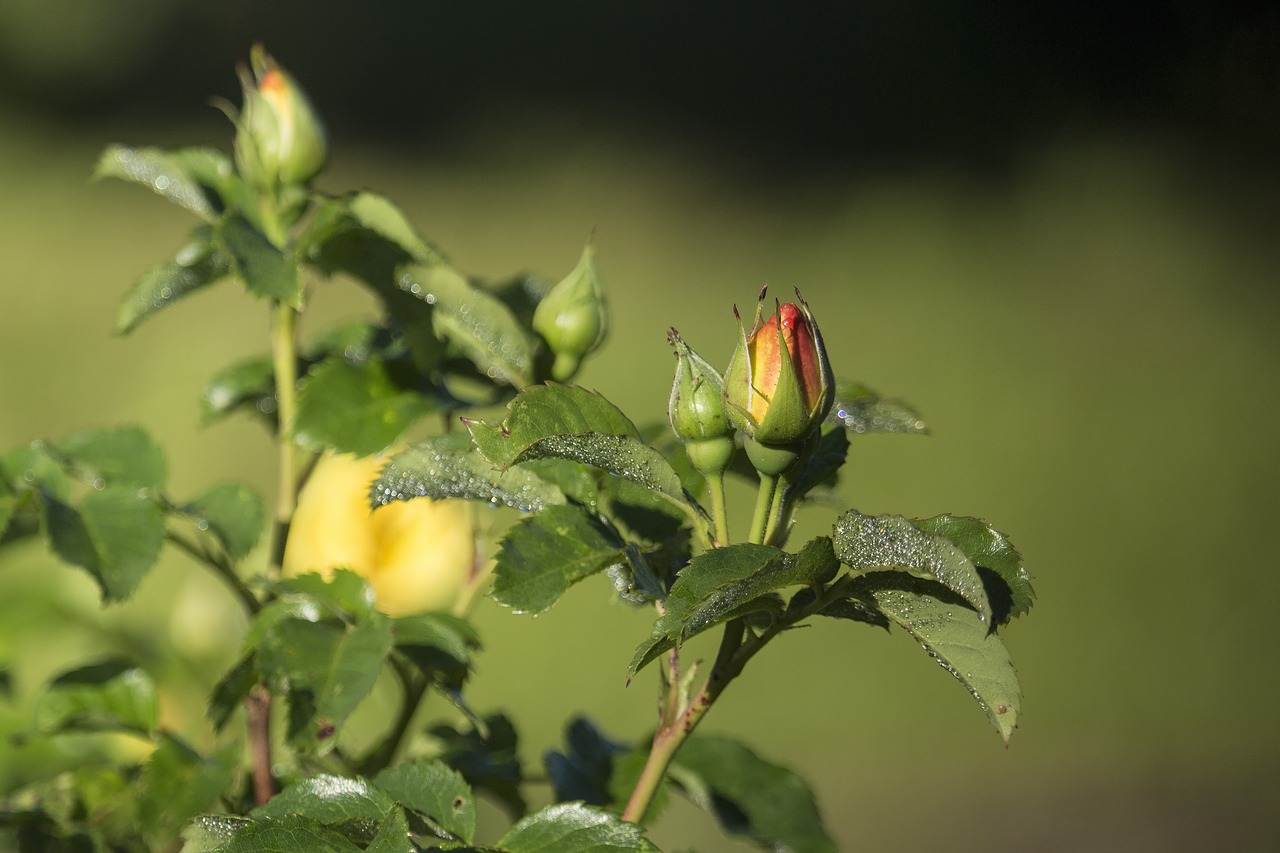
[137,734,238,850]
[855,573,1022,743]
[397,260,536,388]
[32,659,158,736]
[57,425,167,490]
[374,760,476,843]
[492,504,625,614]
[208,654,258,732]
[429,714,526,819]
[829,381,928,434]
[671,736,836,853]
[95,145,236,220]
[832,510,992,624]
[117,230,233,334]
[276,568,378,620]
[201,355,276,424]
[215,213,302,306]
[256,612,394,753]
[2,442,70,501]
[366,807,415,853]
[628,538,840,675]
[195,815,365,852]
[469,385,688,505]
[181,815,254,852]
[254,775,395,833]
[184,482,266,560]
[914,514,1034,624]
[545,717,627,808]
[293,355,433,455]
[497,802,657,853]
[372,433,566,513]
[45,487,165,602]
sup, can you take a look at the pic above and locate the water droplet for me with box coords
[154,175,170,190]
[196,519,209,531]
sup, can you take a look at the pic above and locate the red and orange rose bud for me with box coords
[282,451,476,617]
[724,290,834,473]
[234,45,327,190]
[668,328,735,476]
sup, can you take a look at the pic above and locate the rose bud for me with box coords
[532,240,608,381]
[234,45,327,190]
[723,289,834,466]
[668,328,735,476]
[282,450,475,617]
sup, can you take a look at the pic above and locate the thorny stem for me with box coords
[622,577,857,824]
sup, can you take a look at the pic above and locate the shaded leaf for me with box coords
[497,802,657,853]
[832,510,991,623]
[374,760,477,843]
[545,717,628,808]
[392,612,479,690]
[429,714,526,818]
[184,482,266,560]
[137,734,238,850]
[117,230,233,334]
[365,807,414,853]
[786,586,889,630]
[215,213,301,306]
[32,659,157,736]
[914,514,1034,624]
[2,442,70,501]
[45,487,165,602]
[629,537,840,676]
[208,654,257,732]
[854,572,1022,743]
[372,433,566,513]
[468,385,687,505]
[784,425,850,505]
[829,381,928,434]
[57,425,167,491]
[492,504,625,614]
[293,355,434,456]
[672,736,836,853]
[95,145,235,221]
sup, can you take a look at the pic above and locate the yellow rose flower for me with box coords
[282,450,475,617]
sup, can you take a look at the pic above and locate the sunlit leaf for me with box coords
[914,514,1034,624]
[254,775,395,834]
[497,802,657,853]
[371,432,567,513]
[57,425,167,491]
[117,231,232,334]
[855,572,1022,743]
[201,355,275,425]
[374,760,476,843]
[832,510,992,623]
[95,145,237,221]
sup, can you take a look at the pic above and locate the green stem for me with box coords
[360,655,429,774]
[762,476,788,546]
[748,473,779,545]
[706,470,730,545]
[622,618,744,824]
[266,301,299,580]
[165,531,260,615]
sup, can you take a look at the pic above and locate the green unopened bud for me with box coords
[724,287,834,448]
[533,240,608,381]
[668,328,735,475]
[234,45,327,191]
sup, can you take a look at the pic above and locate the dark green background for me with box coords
[2,3,1278,850]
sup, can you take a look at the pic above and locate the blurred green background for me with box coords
[2,2,1279,850]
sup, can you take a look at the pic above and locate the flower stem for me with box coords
[748,472,779,545]
[165,530,260,615]
[706,470,730,545]
[266,301,299,580]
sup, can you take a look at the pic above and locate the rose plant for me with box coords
[0,48,1035,852]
